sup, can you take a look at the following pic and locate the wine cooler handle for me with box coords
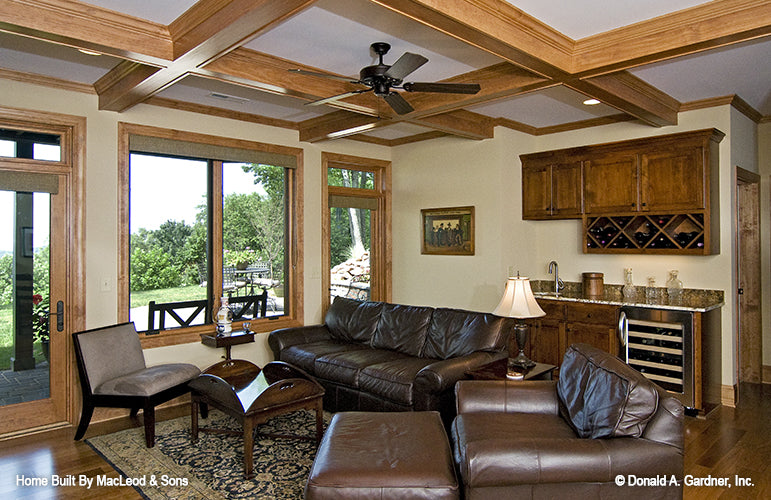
[617,311,628,360]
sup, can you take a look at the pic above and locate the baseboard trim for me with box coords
[721,384,736,407]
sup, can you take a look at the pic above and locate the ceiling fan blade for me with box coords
[402,82,481,94]
[384,52,428,80]
[306,89,371,107]
[289,68,359,84]
[383,92,414,115]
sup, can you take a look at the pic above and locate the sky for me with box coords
[129,154,267,233]
[0,149,267,253]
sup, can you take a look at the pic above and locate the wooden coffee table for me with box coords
[466,358,557,381]
[189,360,325,478]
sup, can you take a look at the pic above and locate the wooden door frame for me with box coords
[734,166,762,388]
[0,106,86,435]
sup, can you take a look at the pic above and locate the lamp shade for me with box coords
[493,275,545,319]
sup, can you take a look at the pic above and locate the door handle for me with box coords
[56,300,64,332]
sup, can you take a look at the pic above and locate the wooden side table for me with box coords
[200,330,255,360]
[466,358,557,381]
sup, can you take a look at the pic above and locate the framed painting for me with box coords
[421,206,475,255]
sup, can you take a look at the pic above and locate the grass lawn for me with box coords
[0,304,46,371]
[130,284,207,309]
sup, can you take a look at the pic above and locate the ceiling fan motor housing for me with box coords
[359,64,401,96]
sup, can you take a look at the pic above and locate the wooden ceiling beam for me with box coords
[298,111,383,142]
[572,0,771,76]
[95,0,317,111]
[0,0,172,64]
[568,72,680,127]
[407,110,494,140]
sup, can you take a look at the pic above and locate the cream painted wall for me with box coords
[392,105,762,387]
[759,121,771,365]
[0,79,390,370]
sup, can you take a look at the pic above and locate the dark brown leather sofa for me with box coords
[269,297,510,425]
[451,343,684,499]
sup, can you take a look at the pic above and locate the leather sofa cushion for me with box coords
[325,297,384,343]
[315,348,408,387]
[359,357,436,405]
[281,340,368,374]
[424,308,508,359]
[453,412,680,487]
[557,343,659,439]
[372,303,433,356]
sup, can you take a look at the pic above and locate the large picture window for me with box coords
[119,124,303,342]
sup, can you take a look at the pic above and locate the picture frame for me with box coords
[421,206,475,255]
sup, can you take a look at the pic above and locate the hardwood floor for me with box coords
[0,384,768,499]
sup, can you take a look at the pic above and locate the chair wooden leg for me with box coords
[129,407,140,418]
[143,402,156,448]
[73,403,94,441]
[191,400,199,443]
[200,401,209,419]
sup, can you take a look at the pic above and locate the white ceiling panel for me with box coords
[630,37,771,115]
[156,76,331,122]
[360,123,437,140]
[0,31,120,83]
[505,0,711,39]
[247,0,501,82]
[470,86,620,128]
[79,0,198,25]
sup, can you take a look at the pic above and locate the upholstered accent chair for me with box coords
[451,343,684,499]
[73,322,201,447]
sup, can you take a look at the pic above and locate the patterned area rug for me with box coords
[86,409,328,499]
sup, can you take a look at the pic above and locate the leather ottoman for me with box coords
[305,411,460,499]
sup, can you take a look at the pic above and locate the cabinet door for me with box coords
[565,323,617,355]
[641,146,705,211]
[552,161,583,217]
[530,320,562,367]
[522,164,552,219]
[583,152,639,213]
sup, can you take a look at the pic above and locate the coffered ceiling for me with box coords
[0,0,768,145]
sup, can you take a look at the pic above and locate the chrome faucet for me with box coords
[548,260,564,294]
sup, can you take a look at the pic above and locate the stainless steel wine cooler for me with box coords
[618,307,695,409]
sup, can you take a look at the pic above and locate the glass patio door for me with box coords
[0,175,68,433]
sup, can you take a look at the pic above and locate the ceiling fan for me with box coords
[290,42,481,115]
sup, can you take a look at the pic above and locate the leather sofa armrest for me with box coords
[455,379,560,415]
[268,325,333,359]
[414,351,506,394]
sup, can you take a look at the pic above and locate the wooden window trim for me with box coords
[322,152,391,315]
[117,122,304,348]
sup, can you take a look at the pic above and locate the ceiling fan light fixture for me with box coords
[583,98,601,106]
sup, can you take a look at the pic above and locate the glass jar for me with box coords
[666,270,684,304]
[622,268,636,301]
[645,276,658,303]
[214,295,233,335]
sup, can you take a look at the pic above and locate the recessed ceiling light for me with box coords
[77,49,101,56]
[583,98,601,106]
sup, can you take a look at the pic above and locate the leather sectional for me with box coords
[268,296,511,425]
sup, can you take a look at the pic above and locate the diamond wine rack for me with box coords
[584,214,707,254]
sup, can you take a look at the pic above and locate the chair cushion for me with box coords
[423,308,508,359]
[372,303,433,357]
[557,343,659,439]
[76,322,147,392]
[95,363,200,397]
[325,297,384,343]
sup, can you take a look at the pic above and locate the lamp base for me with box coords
[508,352,536,369]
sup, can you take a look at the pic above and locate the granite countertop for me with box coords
[531,280,724,313]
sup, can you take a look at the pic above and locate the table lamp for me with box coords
[493,272,545,369]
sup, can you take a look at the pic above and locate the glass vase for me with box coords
[666,270,683,304]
